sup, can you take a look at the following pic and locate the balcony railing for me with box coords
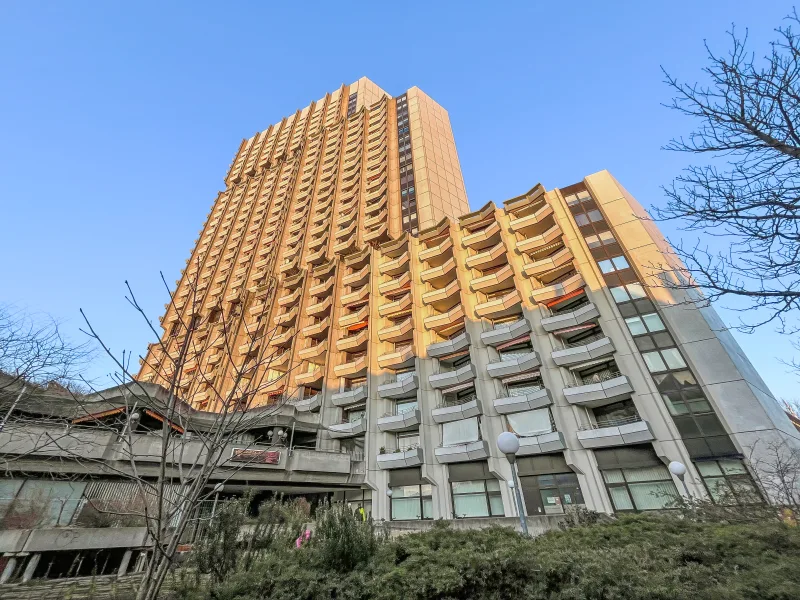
[579,414,642,431]
[564,369,622,388]
[438,393,478,409]
[565,332,606,348]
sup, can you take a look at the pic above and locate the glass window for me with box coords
[585,234,600,248]
[627,283,647,299]
[451,479,504,518]
[599,231,616,245]
[574,213,590,227]
[598,259,615,273]
[507,408,552,437]
[610,286,630,303]
[641,313,666,332]
[391,484,433,520]
[611,255,630,270]
[587,210,603,222]
[661,348,687,370]
[442,417,479,446]
[565,194,580,206]
[625,316,647,336]
[696,460,761,504]
[396,400,418,414]
[642,351,668,373]
[602,466,678,511]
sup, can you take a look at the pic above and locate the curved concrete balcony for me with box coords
[420,256,457,285]
[531,273,584,304]
[427,331,471,358]
[364,210,388,230]
[274,306,299,326]
[277,288,302,308]
[363,223,389,243]
[331,385,368,408]
[515,223,562,255]
[337,328,369,352]
[309,220,329,237]
[336,220,358,242]
[377,345,416,369]
[480,318,531,347]
[328,417,366,439]
[487,351,540,378]
[306,246,328,266]
[430,363,476,390]
[552,336,615,367]
[434,440,489,464]
[343,264,370,288]
[541,302,599,333]
[379,292,412,317]
[302,317,330,339]
[298,340,327,362]
[378,316,413,343]
[508,203,554,234]
[307,233,328,251]
[292,393,322,412]
[336,209,358,227]
[493,387,552,414]
[523,246,573,278]
[378,374,419,399]
[341,284,369,307]
[334,354,368,378]
[279,259,301,276]
[333,235,357,255]
[377,408,421,432]
[364,194,388,216]
[284,271,306,290]
[465,241,507,271]
[424,304,464,333]
[366,180,387,202]
[475,289,522,319]
[577,418,654,449]
[339,304,369,328]
[459,201,494,229]
[419,236,453,263]
[564,374,634,407]
[306,296,333,318]
[380,251,410,276]
[377,446,424,469]
[296,367,324,386]
[421,279,460,311]
[270,327,295,347]
[309,277,335,297]
[462,220,501,250]
[470,263,515,294]
[380,271,410,296]
[517,431,566,456]
[432,397,481,424]
[270,349,291,370]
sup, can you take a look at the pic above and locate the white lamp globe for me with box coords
[213,483,224,493]
[497,431,520,455]
[668,461,687,477]
[385,489,393,498]
[507,479,515,489]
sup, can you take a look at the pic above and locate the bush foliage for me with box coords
[173,512,800,600]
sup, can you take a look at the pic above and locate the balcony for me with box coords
[462,219,501,250]
[343,263,370,287]
[377,407,421,432]
[530,273,584,304]
[283,271,304,290]
[517,431,567,456]
[421,279,460,310]
[480,318,531,347]
[429,363,476,390]
[522,246,573,278]
[577,417,655,449]
[298,340,327,361]
[474,289,522,319]
[307,233,328,251]
[363,223,388,243]
[270,327,295,347]
[379,251,409,276]
[515,223,562,255]
[465,241,506,271]
[333,235,357,255]
[424,304,464,333]
[306,296,333,318]
[341,284,369,307]
[420,256,456,285]
[508,203,554,234]
[377,344,416,369]
[295,366,323,386]
[302,317,330,339]
[377,373,419,399]
[432,396,481,424]
[339,304,369,328]
[377,446,424,469]
[334,354,368,378]
[378,317,413,342]
[419,236,453,263]
[486,351,540,378]
[328,417,367,439]
[379,292,412,317]
[434,440,489,464]
[331,385,368,408]
[337,328,369,352]
[493,387,552,414]
[564,373,634,407]
[277,287,302,307]
[306,246,328,265]
[552,335,615,367]
[470,263,515,294]
[274,306,298,326]
[541,302,599,332]
[292,393,322,412]
[427,330,471,358]
[270,349,291,370]
[379,271,410,296]
[279,258,300,276]
[309,277,334,297]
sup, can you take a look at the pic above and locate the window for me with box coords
[507,408,553,437]
[592,400,639,428]
[442,417,480,446]
[346,409,365,423]
[390,484,433,520]
[396,400,418,415]
[695,460,761,504]
[451,479,504,518]
[610,283,647,303]
[642,348,687,373]
[598,255,630,273]
[625,312,665,336]
[584,230,617,248]
[531,472,585,514]
[507,379,544,397]
[498,341,533,360]
[396,432,420,450]
[602,465,679,511]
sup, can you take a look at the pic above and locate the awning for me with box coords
[551,323,596,336]
[544,288,584,308]
[440,381,475,394]
[72,407,125,424]
[501,371,541,385]
[495,335,532,351]
[348,320,369,332]
[144,409,186,434]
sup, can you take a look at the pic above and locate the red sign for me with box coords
[231,448,281,464]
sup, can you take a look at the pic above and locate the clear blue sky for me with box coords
[1,1,796,400]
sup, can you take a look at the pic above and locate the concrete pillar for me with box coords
[0,556,18,584]
[117,549,133,577]
[21,553,40,583]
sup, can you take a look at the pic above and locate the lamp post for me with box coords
[385,488,393,520]
[668,461,691,497]
[497,432,528,536]
[210,482,224,519]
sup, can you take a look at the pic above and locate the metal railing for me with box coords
[579,414,642,431]
[437,393,477,409]
[564,369,622,388]
[564,331,606,349]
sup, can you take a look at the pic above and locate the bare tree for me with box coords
[655,11,800,339]
[748,438,800,508]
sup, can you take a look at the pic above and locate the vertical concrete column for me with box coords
[21,553,40,583]
[0,556,18,584]
[117,549,133,577]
